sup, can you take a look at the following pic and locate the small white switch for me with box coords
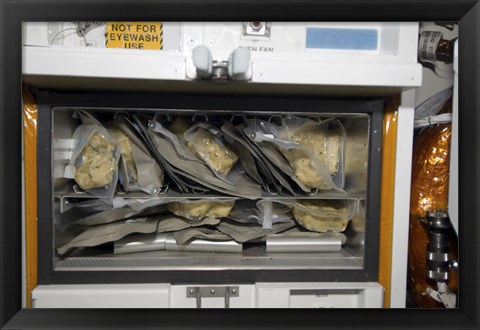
[192,45,213,79]
[228,47,252,80]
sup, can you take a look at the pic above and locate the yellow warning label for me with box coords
[105,22,163,50]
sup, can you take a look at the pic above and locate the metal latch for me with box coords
[186,286,239,308]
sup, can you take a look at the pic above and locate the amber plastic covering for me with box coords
[23,86,38,308]
[407,99,458,308]
[378,95,400,308]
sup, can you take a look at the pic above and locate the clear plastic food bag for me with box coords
[245,116,345,190]
[227,200,293,230]
[149,115,199,162]
[105,122,138,189]
[291,199,356,233]
[107,119,165,195]
[70,111,120,202]
[148,120,262,199]
[184,122,239,177]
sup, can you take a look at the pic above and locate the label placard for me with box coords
[106,22,163,50]
[418,31,443,64]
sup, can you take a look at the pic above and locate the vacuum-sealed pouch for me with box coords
[57,214,221,255]
[184,122,239,177]
[221,121,278,193]
[148,121,262,199]
[149,115,199,162]
[130,113,193,193]
[113,231,235,254]
[226,200,292,229]
[256,200,293,229]
[57,217,160,255]
[69,111,120,202]
[239,123,294,194]
[59,202,169,231]
[216,218,296,243]
[221,122,263,185]
[115,113,166,191]
[173,227,233,245]
[105,122,137,189]
[291,199,355,233]
[256,140,311,193]
[281,117,345,190]
[167,199,236,220]
[246,116,345,190]
[109,118,165,195]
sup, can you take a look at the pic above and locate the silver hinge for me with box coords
[186,286,239,308]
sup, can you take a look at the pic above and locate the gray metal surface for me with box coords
[55,250,363,271]
[266,236,342,253]
[114,233,168,254]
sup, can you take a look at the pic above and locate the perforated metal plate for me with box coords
[55,251,363,271]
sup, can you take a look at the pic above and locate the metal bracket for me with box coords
[186,286,239,308]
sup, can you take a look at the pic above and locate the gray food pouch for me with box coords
[173,227,233,245]
[221,121,276,192]
[105,122,138,192]
[155,214,220,232]
[129,113,191,193]
[114,231,236,254]
[60,203,169,231]
[216,218,296,243]
[226,199,260,224]
[114,114,165,192]
[59,198,113,213]
[222,123,281,193]
[240,126,295,195]
[57,217,161,255]
[221,122,263,185]
[57,214,221,255]
[149,115,200,162]
[69,111,121,204]
[148,126,262,199]
[114,233,168,254]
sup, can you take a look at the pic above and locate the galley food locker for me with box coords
[22,22,423,308]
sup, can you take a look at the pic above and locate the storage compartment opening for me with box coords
[50,107,371,271]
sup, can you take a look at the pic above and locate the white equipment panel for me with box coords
[32,282,383,308]
[23,22,422,89]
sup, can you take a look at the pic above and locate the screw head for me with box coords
[210,289,215,295]
[189,289,195,295]
[231,288,237,294]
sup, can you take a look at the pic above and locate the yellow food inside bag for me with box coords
[167,200,235,220]
[74,131,117,190]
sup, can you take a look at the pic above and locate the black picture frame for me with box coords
[1,0,479,329]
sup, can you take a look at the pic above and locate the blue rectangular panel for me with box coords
[306,27,378,50]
